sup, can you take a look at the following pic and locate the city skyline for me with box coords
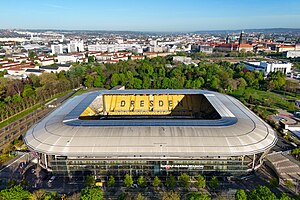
[1,0,300,32]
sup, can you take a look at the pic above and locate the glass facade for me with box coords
[40,154,262,179]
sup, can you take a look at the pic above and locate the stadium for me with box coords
[24,89,277,179]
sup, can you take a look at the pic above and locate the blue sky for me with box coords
[1,0,300,32]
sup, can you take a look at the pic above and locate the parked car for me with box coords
[48,176,56,183]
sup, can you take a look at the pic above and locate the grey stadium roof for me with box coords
[24,89,277,158]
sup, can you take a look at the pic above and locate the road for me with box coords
[272,134,294,152]
[0,152,33,189]
[24,164,84,194]
[0,89,81,190]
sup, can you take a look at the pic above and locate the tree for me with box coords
[0,70,6,77]
[7,179,17,188]
[117,192,128,200]
[32,189,46,200]
[165,175,176,189]
[66,192,80,200]
[237,77,247,89]
[124,174,133,188]
[22,85,35,98]
[44,192,60,200]
[110,73,120,87]
[292,62,300,71]
[266,71,286,90]
[133,77,142,89]
[6,79,24,96]
[68,65,86,79]
[12,94,22,103]
[291,148,300,159]
[179,173,190,188]
[244,72,256,87]
[93,75,104,87]
[137,193,145,200]
[28,51,37,61]
[279,193,293,200]
[267,80,276,91]
[137,176,147,188]
[88,56,95,63]
[195,175,206,189]
[188,192,211,200]
[209,176,219,190]
[248,186,277,200]
[209,76,220,90]
[84,75,94,88]
[39,72,57,86]
[85,175,95,187]
[107,176,116,187]
[284,180,294,189]
[93,67,106,87]
[19,179,28,189]
[162,191,180,200]
[0,185,32,200]
[142,76,152,89]
[161,77,171,89]
[235,189,247,200]
[152,176,161,188]
[80,187,103,200]
[28,74,41,88]
[269,178,279,188]
[192,78,204,88]
[0,77,7,98]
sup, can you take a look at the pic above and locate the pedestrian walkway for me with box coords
[266,152,300,193]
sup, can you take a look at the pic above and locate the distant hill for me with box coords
[193,28,300,34]
[4,27,300,35]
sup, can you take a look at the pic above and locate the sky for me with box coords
[1,0,300,32]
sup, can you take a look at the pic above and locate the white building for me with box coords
[67,41,84,53]
[51,44,63,55]
[149,40,157,46]
[88,44,140,53]
[242,61,292,75]
[285,51,300,58]
[173,56,192,63]
[56,54,85,64]
[39,64,72,73]
[132,47,143,54]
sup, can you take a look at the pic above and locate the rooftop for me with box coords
[24,89,277,158]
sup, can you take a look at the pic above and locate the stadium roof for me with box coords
[24,90,277,158]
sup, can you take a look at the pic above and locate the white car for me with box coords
[48,176,56,183]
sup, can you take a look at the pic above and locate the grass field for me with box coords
[231,88,296,112]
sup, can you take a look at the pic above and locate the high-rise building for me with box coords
[67,41,84,53]
[51,44,63,55]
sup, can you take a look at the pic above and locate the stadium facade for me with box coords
[24,89,277,179]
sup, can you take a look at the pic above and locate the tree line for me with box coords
[0,55,295,124]
[0,70,81,122]
[1,173,297,200]
[76,56,289,93]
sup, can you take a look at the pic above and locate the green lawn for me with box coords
[70,88,86,97]
[231,88,296,112]
[272,90,300,100]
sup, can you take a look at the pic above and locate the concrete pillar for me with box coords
[44,154,48,169]
[252,154,256,169]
